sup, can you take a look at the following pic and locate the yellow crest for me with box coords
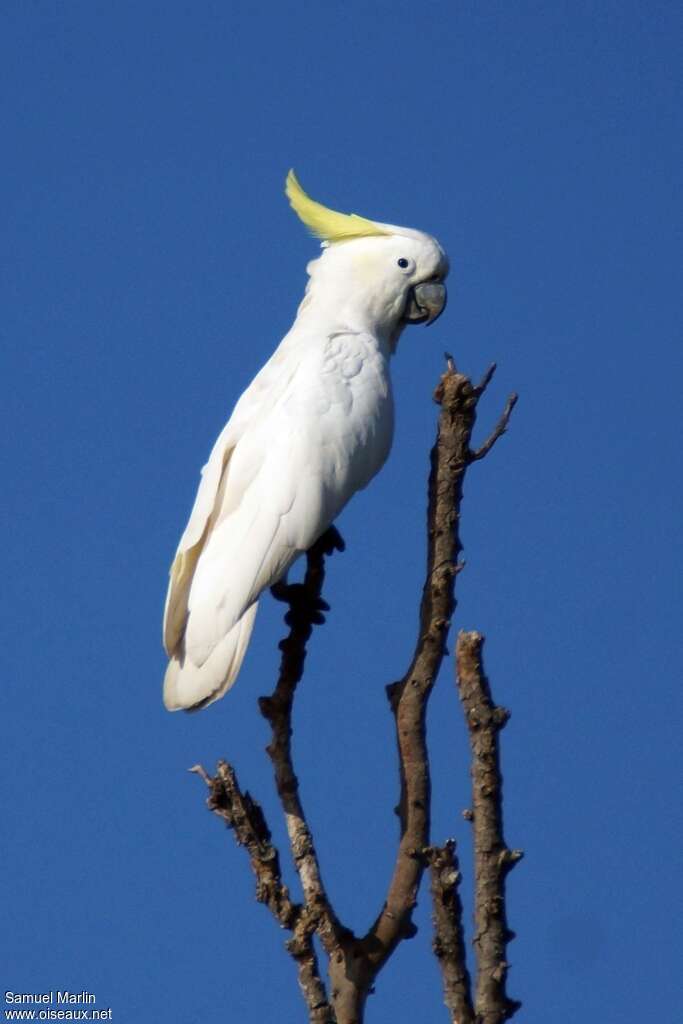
[285,170,389,243]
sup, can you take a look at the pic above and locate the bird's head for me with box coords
[286,171,448,346]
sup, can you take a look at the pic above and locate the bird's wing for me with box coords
[162,333,304,655]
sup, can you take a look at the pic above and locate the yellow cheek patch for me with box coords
[285,170,390,243]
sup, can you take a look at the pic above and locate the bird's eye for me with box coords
[397,258,410,269]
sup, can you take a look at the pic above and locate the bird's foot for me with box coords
[270,527,343,627]
[312,525,346,557]
[270,581,330,625]
[270,580,302,604]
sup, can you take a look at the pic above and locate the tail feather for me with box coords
[163,602,258,711]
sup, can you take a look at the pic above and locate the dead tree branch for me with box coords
[456,631,523,1024]
[362,361,518,977]
[192,359,518,1024]
[360,362,493,985]
[190,760,298,929]
[260,527,347,958]
[469,392,518,462]
[426,840,475,1024]
[427,630,522,1023]
[189,760,332,1022]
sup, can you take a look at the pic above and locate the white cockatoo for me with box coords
[163,172,448,710]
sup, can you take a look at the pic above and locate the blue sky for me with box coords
[2,2,681,1021]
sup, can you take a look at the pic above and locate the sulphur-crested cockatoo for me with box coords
[163,172,448,710]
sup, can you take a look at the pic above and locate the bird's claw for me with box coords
[285,596,330,627]
[314,526,346,556]
[270,528,341,627]
[270,581,304,604]
[270,580,331,628]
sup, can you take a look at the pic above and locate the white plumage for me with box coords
[163,173,448,710]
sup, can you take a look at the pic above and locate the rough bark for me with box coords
[456,631,523,1024]
[426,840,475,1024]
[190,758,332,1022]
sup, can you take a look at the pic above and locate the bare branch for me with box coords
[262,528,377,1023]
[202,760,298,927]
[193,759,332,1021]
[469,393,518,462]
[259,527,347,960]
[475,362,497,395]
[286,919,336,1024]
[363,363,487,973]
[425,840,475,1024]
[456,631,522,1024]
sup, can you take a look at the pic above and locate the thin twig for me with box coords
[194,760,297,927]
[456,631,523,1024]
[469,393,518,462]
[192,760,332,1021]
[475,362,498,395]
[425,840,475,1024]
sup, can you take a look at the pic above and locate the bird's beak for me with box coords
[403,281,447,326]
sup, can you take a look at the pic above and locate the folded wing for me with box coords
[162,333,332,708]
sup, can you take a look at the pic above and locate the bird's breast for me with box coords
[307,333,395,499]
